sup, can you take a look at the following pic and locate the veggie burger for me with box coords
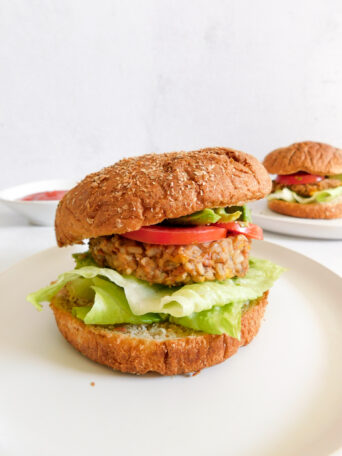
[28,147,284,375]
[264,141,342,219]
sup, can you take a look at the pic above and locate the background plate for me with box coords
[1,242,342,456]
[250,200,342,239]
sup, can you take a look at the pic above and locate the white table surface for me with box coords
[0,204,341,277]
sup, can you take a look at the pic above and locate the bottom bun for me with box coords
[268,198,342,219]
[50,291,269,375]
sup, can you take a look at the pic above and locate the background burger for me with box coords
[264,141,342,219]
[28,147,284,375]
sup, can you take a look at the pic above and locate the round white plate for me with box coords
[250,200,342,239]
[1,242,342,456]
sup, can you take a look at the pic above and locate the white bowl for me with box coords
[0,179,77,226]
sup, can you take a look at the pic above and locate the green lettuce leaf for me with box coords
[66,277,95,302]
[27,271,81,311]
[72,305,92,320]
[225,205,252,222]
[214,208,242,222]
[268,186,342,204]
[171,301,245,337]
[27,258,284,318]
[166,205,252,225]
[28,257,284,337]
[72,251,97,269]
[80,277,162,325]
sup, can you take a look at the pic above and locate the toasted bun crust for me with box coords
[267,198,342,219]
[263,141,342,176]
[55,148,271,246]
[50,292,268,375]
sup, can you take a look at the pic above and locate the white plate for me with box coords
[1,242,342,456]
[0,179,76,226]
[250,200,342,239]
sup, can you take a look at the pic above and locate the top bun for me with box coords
[55,147,271,247]
[263,141,342,176]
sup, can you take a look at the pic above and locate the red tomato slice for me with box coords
[122,225,227,245]
[215,222,263,240]
[275,172,324,185]
[122,222,263,244]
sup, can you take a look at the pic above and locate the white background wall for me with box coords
[1,0,342,188]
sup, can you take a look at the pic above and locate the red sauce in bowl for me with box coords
[20,190,68,201]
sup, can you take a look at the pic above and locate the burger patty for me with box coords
[272,178,342,197]
[89,234,251,286]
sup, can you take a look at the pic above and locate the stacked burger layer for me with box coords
[28,148,284,375]
[265,141,342,219]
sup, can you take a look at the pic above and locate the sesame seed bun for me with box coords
[55,147,271,247]
[263,141,342,176]
[50,291,268,376]
[267,197,342,219]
